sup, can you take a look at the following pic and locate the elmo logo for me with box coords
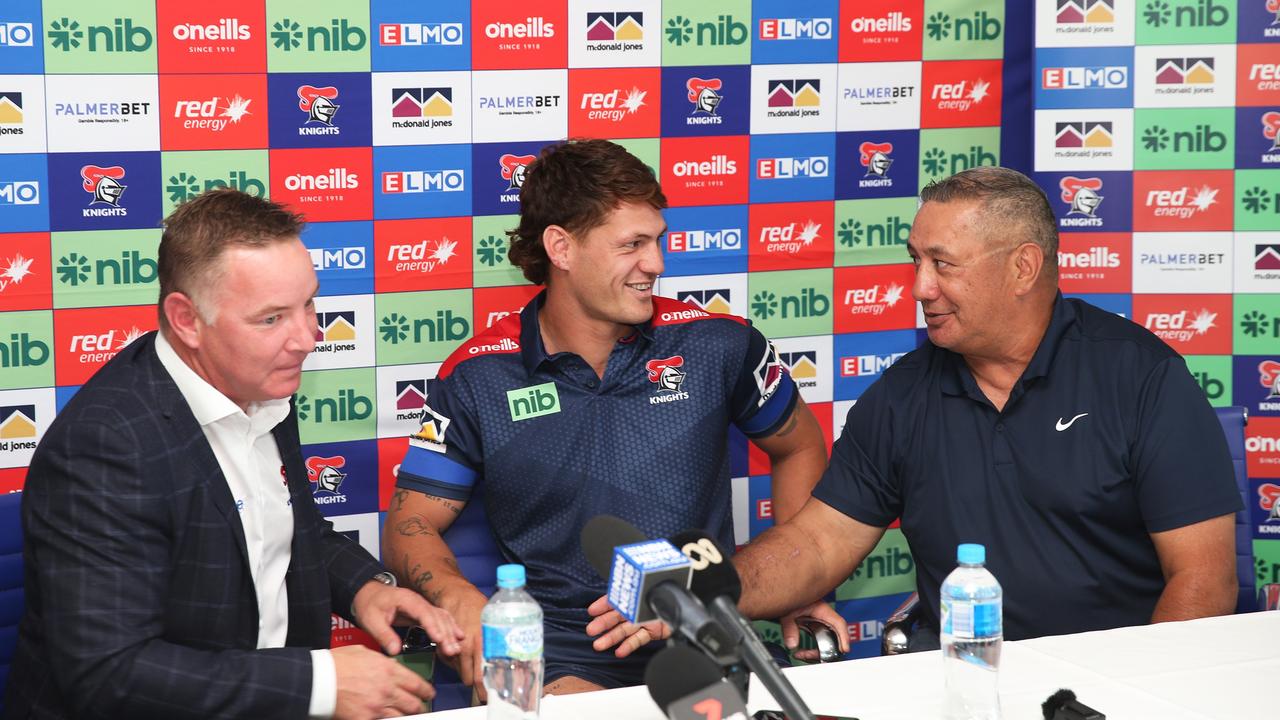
[645,355,686,393]
[499,153,535,190]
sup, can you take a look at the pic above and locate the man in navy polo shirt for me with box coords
[727,166,1242,646]
[383,139,828,693]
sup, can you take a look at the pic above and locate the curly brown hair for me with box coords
[507,139,667,285]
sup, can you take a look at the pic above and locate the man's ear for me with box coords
[1011,242,1045,297]
[543,225,573,272]
[163,291,203,349]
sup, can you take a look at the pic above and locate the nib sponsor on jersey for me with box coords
[1145,184,1219,219]
[760,220,821,254]
[173,94,252,132]
[931,78,991,112]
[1144,308,1216,343]
[844,283,905,316]
[580,86,647,122]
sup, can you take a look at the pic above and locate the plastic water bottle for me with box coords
[940,543,1002,720]
[482,564,544,719]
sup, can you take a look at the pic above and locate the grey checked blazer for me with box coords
[3,332,383,719]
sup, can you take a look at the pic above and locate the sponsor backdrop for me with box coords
[0,0,1274,678]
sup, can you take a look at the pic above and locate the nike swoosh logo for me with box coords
[1056,413,1089,432]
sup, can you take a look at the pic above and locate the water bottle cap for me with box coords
[957,543,985,565]
[496,564,526,588]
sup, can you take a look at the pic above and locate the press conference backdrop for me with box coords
[0,0,1276,659]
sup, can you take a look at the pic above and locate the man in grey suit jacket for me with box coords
[4,190,464,720]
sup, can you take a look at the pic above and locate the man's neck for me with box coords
[538,287,639,379]
[161,330,252,414]
[963,297,1055,411]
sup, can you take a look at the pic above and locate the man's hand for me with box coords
[584,595,671,658]
[332,645,433,719]
[780,601,849,662]
[351,580,464,658]
[437,586,490,700]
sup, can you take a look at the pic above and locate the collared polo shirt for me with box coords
[814,295,1242,640]
[397,292,797,628]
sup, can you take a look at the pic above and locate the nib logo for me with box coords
[838,216,911,248]
[476,235,507,267]
[499,154,535,191]
[665,14,748,47]
[56,253,89,286]
[57,250,156,288]
[1243,187,1278,215]
[0,332,49,369]
[167,171,266,204]
[1141,124,1227,154]
[751,288,829,320]
[1241,310,1279,339]
[379,310,470,345]
[272,17,366,52]
[925,10,1001,41]
[0,253,35,293]
[81,165,126,207]
[295,389,372,423]
[1142,0,1230,28]
[48,16,153,52]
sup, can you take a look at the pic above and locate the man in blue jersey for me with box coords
[384,139,828,694]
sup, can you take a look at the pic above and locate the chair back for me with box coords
[0,492,24,710]
[1215,406,1253,614]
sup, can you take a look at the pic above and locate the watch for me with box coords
[371,571,397,587]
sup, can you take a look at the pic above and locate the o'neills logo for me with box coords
[671,155,736,177]
[172,19,251,41]
[849,13,912,33]
[81,165,127,217]
[1059,247,1120,269]
[485,17,555,38]
[1059,176,1104,227]
[298,85,340,135]
[468,337,519,355]
[284,168,359,191]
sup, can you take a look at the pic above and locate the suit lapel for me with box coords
[275,402,324,647]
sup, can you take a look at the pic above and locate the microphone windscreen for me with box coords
[644,644,726,712]
[670,530,743,604]
[581,514,648,579]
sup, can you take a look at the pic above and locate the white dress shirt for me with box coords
[156,332,337,718]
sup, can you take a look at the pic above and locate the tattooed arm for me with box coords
[381,488,490,694]
[751,395,829,524]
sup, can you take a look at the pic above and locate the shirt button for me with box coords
[995,423,1004,432]
[587,379,598,389]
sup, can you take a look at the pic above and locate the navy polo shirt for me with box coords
[397,291,797,679]
[814,294,1242,641]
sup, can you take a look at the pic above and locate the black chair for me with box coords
[878,405,1253,655]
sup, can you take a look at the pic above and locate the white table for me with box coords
[416,612,1280,719]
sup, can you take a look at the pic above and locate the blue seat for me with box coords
[1216,406,1254,614]
[0,491,24,711]
[432,486,504,711]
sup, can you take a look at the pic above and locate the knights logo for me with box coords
[859,142,893,178]
[298,85,340,126]
[646,355,687,393]
[687,77,723,116]
[81,165,127,206]
[1261,360,1280,400]
[500,153,536,191]
[305,455,347,494]
[1060,176,1104,217]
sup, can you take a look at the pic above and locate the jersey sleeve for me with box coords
[729,324,798,438]
[811,376,903,528]
[1131,356,1243,533]
[396,372,482,501]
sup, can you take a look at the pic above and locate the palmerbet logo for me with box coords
[271,17,367,52]
[1141,123,1227,154]
[665,14,748,46]
[838,215,911,248]
[295,388,372,422]
[751,288,829,320]
[167,170,266,203]
[1242,186,1279,216]
[57,250,156,287]
[380,310,469,344]
[925,9,1002,41]
[47,16,153,52]
[1142,0,1230,27]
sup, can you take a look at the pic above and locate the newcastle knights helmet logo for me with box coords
[1060,176,1104,217]
[499,153,536,191]
[305,455,347,494]
[646,355,687,393]
[1260,360,1280,400]
[687,77,723,115]
[298,85,340,126]
[81,165,127,206]
[859,142,894,178]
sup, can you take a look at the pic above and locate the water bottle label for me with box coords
[482,622,543,661]
[941,599,1001,640]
